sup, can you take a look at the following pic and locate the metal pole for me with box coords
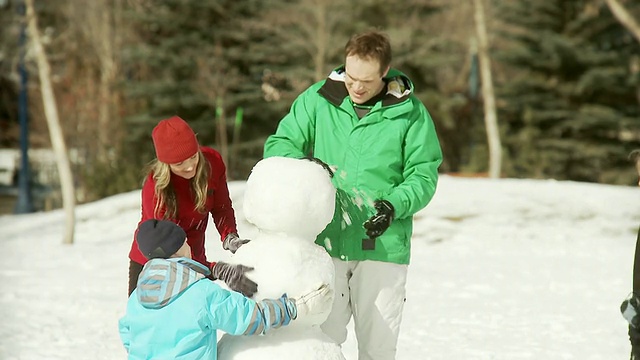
[14,1,34,214]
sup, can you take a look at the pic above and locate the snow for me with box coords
[0,174,638,359]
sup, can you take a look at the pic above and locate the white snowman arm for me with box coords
[246,284,333,334]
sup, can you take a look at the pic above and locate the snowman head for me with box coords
[243,157,336,240]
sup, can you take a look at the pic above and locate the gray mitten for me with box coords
[222,233,251,254]
[211,262,258,298]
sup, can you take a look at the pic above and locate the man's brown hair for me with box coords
[344,30,392,75]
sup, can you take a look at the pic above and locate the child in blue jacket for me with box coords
[119,219,332,360]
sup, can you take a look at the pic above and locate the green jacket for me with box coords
[263,67,442,264]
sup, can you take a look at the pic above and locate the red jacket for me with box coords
[128,146,238,268]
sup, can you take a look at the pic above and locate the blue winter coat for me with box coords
[118,258,293,360]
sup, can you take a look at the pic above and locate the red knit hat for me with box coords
[151,116,199,164]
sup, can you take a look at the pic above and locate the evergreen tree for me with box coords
[495,0,640,184]
[0,1,61,148]
[361,0,474,173]
[0,1,21,147]
[267,0,471,172]
[232,0,455,165]
[120,0,271,172]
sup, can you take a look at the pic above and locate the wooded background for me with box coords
[1,0,639,207]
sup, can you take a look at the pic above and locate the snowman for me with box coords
[217,156,346,360]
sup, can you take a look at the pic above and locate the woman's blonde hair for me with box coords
[145,150,210,219]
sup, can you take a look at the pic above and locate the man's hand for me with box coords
[222,233,250,254]
[211,262,258,298]
[363,200,395,238]
[291,284,333,320]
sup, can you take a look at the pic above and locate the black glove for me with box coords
[222,233,250,254]
[301,156,334,178]
[211,262,258,298]
[363,200,394,238]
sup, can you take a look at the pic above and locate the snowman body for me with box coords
[217,157,345,360]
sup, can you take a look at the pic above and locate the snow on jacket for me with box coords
[128,146,237,268]
[119,258,296,360]
[264,67,443,264]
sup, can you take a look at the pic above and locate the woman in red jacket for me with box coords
[127,116,255,297]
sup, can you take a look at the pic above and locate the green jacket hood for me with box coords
[318,66,415,108]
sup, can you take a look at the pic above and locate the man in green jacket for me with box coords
[264,30,443,360]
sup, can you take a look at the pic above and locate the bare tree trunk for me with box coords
[473,0,502,178]
[604,0,640,43]
[97,0,117,162]
[196,42,230,168]
[25,0,76,244]
[603,0,640,111]
[314,1,327,82]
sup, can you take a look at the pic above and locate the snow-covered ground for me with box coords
[0,175,638,359]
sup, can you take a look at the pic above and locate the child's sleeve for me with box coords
[205,283,295,336]
[118,316,130,352]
